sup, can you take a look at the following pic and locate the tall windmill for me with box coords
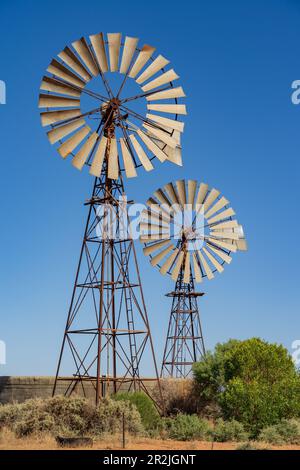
[39,32,186,405]
[140,179,247,378]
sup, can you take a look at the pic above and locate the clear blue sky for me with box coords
[0,0,299,376]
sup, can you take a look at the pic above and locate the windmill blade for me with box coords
[164,182,180,206]
[58,126,90,158]
[143,124,178,148]
[128,44,156,78]
[107,33,121,72]
[137,129,167,162]
[147,104,187,115]
[47,59,86,88]
[72,37,98,76]
[72,132,98,170]
[141,208,171,225]
[146,113,184,132]
[171,250,185,281]
[140,233,170,241]
[47,118,85,144]
[211,220,238,230]
[108,138,119,179]
[210,230,240,240]
[207,237,237,253]
[194,182,209,210]
[207,207,235,225]
[38,94,80,109]
[163,132,182,166]
[150,244,174,267]
[192,253,202,283]
[129,134,154,171]
[58,47,92,81]
[183,252,191,284]
[205,196,229,219]
[203,247,224,273]
[140,221,169,232]
[89,136,107,176]
[198,251,214,280]
[120,36,139,74]
[120,138,137,178]
[89,33,108,73]
[188,180,197,207]
[236,239,248,251]
[143,239,171,256]
[40,76,81,97]
[207,244,232,264]
[41,109,81,127]
[146,86,186,101]
[153,188,172,209]
[203,188,220,212]
[176,180,187,207]
[142,69,179,92]
[160,248,179,275]
[136,55,169,84]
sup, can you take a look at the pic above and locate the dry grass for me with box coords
[0,429,300,451]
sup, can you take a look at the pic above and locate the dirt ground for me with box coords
[0,431,300,450]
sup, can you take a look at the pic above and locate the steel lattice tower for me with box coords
[53,164,163,406]
[161,267,206,378]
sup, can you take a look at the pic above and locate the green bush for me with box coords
[212,419,249,442]
[113,392,161,432]
[0,396,144,438]
[164,414,210,441]
[193,338,300,435]
[258,419,300,445]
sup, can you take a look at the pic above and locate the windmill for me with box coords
[38,32,186,406]
[140,179,247,378]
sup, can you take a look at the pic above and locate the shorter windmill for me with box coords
[140,179,247,378]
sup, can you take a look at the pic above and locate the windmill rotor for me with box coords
[140,179,247,283]
[39,33,187,178]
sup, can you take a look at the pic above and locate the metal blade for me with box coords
[120,36,138,74]
[58,47,92,81]
[164,182,180,206]
[146,113,184,132]
[140,233,170,241]
[210,230,240,240]
[120,137,137,178]
[72,132,98,170]
[128,44,156,78]
[203,188,220,212]
[207,207,235,225]
[107,33,121,72]
[207,237,237,253]
[38,94,80,108]
[89,33,108,72]
[198,251,214,280]
[171,250,185,281]
[205,196,229,219]
[188,180,197,206]
[160,248,179,275]
[210,220,238,230]
[146,86,186,101]
[137,129,167,162]
[142,69,179,92]
[183,252,191,284]
[194,182,209,210]
[153,188,172,208]
[40,109,81,127]
[176,179,187,207]
[47,59,86,88]
[58,126,90,158]
[207,244,232,264]
[129,134,154,171]
[143,239,171,256]
[72,37,98,76]
[47,119,85,144]
[192,253,202,283]
[150,244,174,266]
[202,247,224,273]
[89,136,107,176]
[40,76,81,97]
[143,123,178,148]
[147,104,187,115]
[136,54,169,84]
[108,138,119,179]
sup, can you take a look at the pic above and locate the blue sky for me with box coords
[0,0,300,376]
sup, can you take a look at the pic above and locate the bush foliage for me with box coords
[113,392,161,432]
[258,419,300,445]
[163,414,210,441]
[212,419,249,442]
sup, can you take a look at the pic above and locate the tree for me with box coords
[193,338,300,435]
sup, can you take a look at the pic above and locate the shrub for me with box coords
[258,419,300,445]
[0,396,144,438]
[212,419,249,442]
[164,414,210,441]
[193,338,300,435]
[113,392,161,432]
